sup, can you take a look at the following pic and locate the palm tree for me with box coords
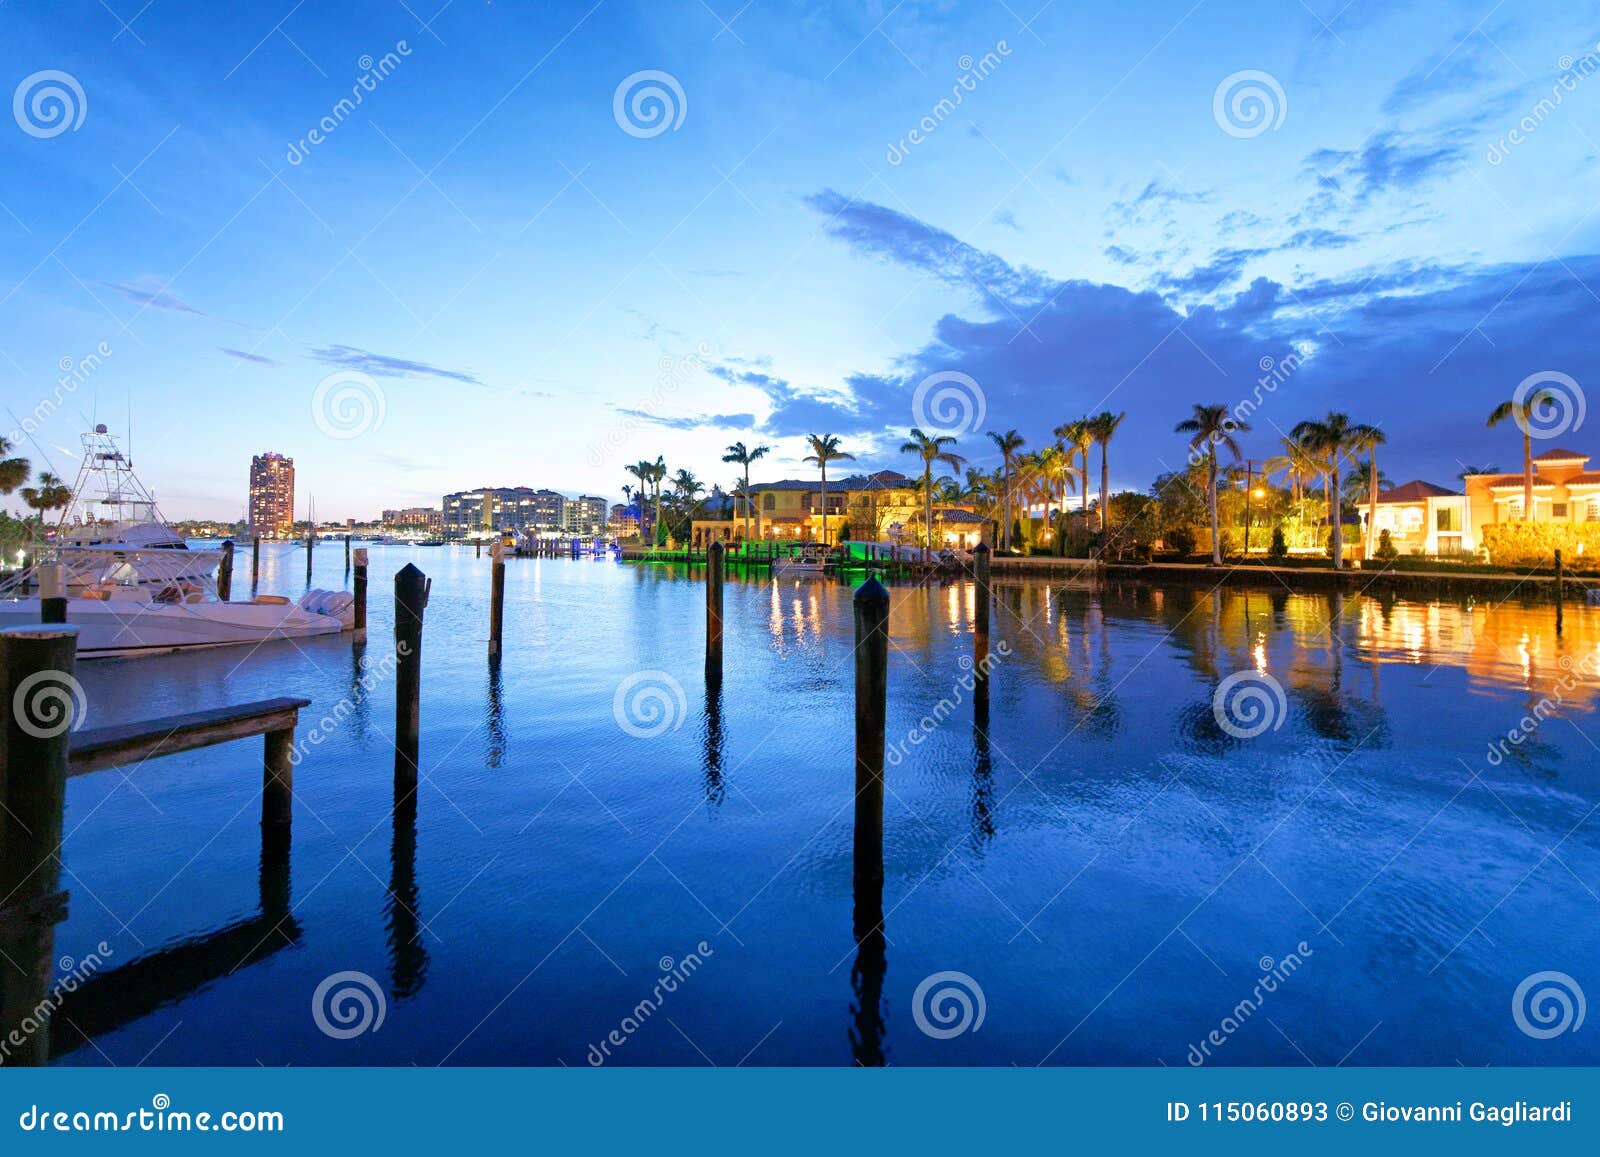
[1292,413,1366,569]
[1347,424,1386,557]
[648,456,667,543]
[1458,464,1499,483]
[1175,404,1250,565]
[1035,444,1076,552]
[721,441,770,544]
[802,434,855,546]
[1055,420,1092,515]
[987,429,1025,551]
[20,471,72,529]
[0,437,29,496]
[1487,390,1559,519]
[901,428,967,563]
[626,461,653,537]
[1085,411,1127,533]
[1343,461,1391,506]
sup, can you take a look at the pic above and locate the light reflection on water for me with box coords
[40,545,1600,1066]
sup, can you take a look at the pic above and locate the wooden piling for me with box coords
[352,548,368,643]
[38,562,67,624]
[488,541,506,656]
[394,564,427,786]
[251,535,261,588]
[344,533,351,570]
[853,577,890,892]
[1556,548,1565,632]
[262,727,294,837]
[217,540,235,602]
[305,525,315,584]
[0,625,78,1065]
[705,540,724,681]
[972,542,992,658]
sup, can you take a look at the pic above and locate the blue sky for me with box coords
[3,0,1599,520]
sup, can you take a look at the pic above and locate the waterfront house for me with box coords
[1370,480,1472,556]
[691,469,987,546]
[1370,449,1600,560]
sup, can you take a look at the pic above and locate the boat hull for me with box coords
[0,598,344,658]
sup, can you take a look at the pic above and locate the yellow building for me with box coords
[692,469,988,546]
[1371,448,1600,559]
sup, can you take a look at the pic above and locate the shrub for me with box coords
[1267,526,1288,561]
[1165,526,1197,555]
[1480,522,1600,567]
[1375,528,1399,561]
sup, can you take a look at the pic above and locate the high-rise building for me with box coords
[248,452,295,539]
[564,495,608,535]
[381,506,442,532]
[442,487,568,538]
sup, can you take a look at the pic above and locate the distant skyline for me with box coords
[4,1,1600,520]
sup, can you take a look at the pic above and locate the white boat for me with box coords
[45,426,212,588]
[773,543,831,576]
[0,547,349,658]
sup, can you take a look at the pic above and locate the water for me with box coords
[41,543,1600,1066]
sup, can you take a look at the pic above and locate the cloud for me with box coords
[993,209,1022,232]
[103,278,203,314]
[1382,28,1507,114]
[781,192,1600,492]
[1157,248,1271,296]
[804,188,1055,307]
[308,344,481,384]
[220,347,280,366]
[1304,130,1466,206]
[613,408,758,431]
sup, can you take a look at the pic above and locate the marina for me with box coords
[6,545,1599,1065]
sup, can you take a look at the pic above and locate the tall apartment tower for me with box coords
[248,452,295,539]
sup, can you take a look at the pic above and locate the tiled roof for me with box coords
[1533,448,1590,462]
[1375,479,1459,503]
[1565,473,1600,486]
[752,470,912,492]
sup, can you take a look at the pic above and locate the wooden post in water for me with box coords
[475,539,482,559]
[972,542,992,659]
[217,540,235,602]
[394,564,427,787]
[488,541,506,656]
[38,563,67,624]
[352,548,368,643]
[705,540,724,682]
[0,625,78,1066]
[344,533,351,571]
[1556,548,1565,633]
[251,535,261,588]
[305,525,315,584]
[853,578,889,892]
[262,727,294,847]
